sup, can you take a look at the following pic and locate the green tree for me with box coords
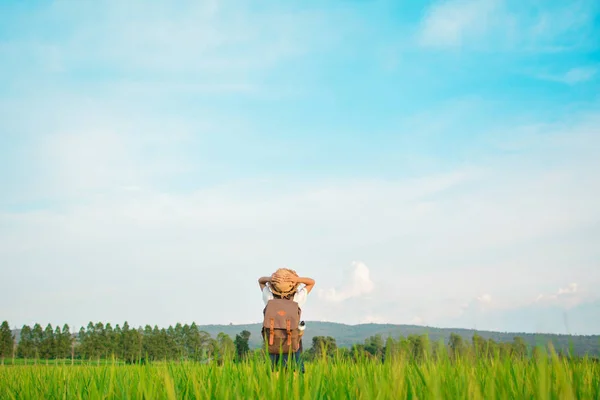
[186,324,210,362]
[512,336,527,360]
[207,338,220,362]
[53,326,63,358]
[350,343,368,361]
[310,336,337,359]
[114,324,122,358]
[365,334,384,359]
[40,324,55,360]
[153,326,166,360]
[121,322,141,363]
[17,325,35,359]
[105,323,117,358]
[84,322,102,360]
[32,323,43,360]
[234,330,251,361]
[164,326,177,360]
[0,321,14,364]
[77,326,89,359]
[486,338,499,358]
[94,322,107,358]
[131,328,143,363]
[384,336,398,363]
[142,325,155,361]
[407,334,429,362]
[160,327,176,361]
[449,333,465,360]
[174,323,185,360]
[498,342,513,359]
[472,333,486,359]
[217,333,235,364]
[57,324,73,359]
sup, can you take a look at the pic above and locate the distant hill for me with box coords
[11,322,599,357]
[186,321,600,357]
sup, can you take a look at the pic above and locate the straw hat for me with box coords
[269,268,300,297]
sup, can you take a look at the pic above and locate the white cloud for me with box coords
[563,67,597,84]
[558,283,578,295]
[418,0,499,48]
[319,261,375,303]
[2,0,351,95]
[536,66,598,85]
[528,1,599,51]
[418,0,599,51]
[477,294,492,304]
[454,293,493,317]
[535,283,587,309]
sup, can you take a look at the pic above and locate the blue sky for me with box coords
[1,0,599,335]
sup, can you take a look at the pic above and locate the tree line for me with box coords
[0,321,251,364]
[306,332,587,362]
[1,320,592,364]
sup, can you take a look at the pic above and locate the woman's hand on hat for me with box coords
[271,273,284,284]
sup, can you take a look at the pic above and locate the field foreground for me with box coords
[1,354,599,399]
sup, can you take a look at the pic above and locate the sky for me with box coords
[1,0,599,335]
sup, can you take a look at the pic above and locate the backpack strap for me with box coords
[286,319,291,346]
[269,318,275,345]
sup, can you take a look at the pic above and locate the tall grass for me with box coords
[1,345,598,399]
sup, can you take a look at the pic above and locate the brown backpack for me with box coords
[262,298,301,354]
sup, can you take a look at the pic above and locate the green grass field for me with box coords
[2,348,600,400]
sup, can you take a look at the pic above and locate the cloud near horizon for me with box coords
[319,262,375,303]
[535,283,589,310]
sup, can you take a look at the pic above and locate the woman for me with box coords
[258,268,315,372]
